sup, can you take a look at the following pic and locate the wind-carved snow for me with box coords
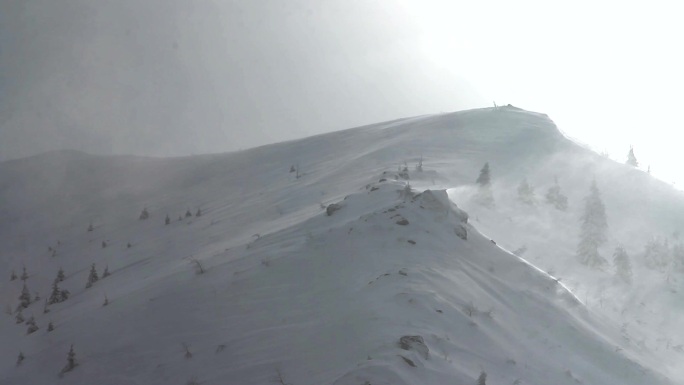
[0,106,679,384]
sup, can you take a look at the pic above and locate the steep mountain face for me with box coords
[0,107,680,384]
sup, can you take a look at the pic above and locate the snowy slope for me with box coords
[0,107,680,384]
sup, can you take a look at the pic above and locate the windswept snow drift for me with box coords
[0,107,680,384]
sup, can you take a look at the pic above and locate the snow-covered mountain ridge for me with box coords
[1,107,681,384]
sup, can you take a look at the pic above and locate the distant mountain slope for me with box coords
[1,106,680,384]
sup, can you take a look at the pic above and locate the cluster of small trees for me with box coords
[474,162,568,211]
[165,208,202,225]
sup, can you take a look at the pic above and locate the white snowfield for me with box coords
[0,106,681,384]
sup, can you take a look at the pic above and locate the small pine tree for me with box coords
[61,345,78,374]
[85,264,99,289]
[48,321,55,332]
[43,298,50,313]
[185,209,192,218]
[627,146,639,167]
[545,177,568,211]
[60,289,70,302]
[103,295,109,307]
[178,215,183,221]
[102,265,110,278]
[15,308,24,324]
[49,280,62,304]
[476,162,491,187]
[127,242,132,248]
[165,214,171,225]
[21,266,28,281]
[101,240,107,248]
[517,178,536,205]
[33,292,40,302]
[477,371,487,385]
[10,270,17,281]
[57,267,65,282]
[577,180,608,267]
[139,208,149,220]
[643,237,670,272]
[87,222,94,232]
[19,283,32,308]
[16,352,24,366]
[195,208,202,217]
[26,317,39,334]
[613,246,632,284]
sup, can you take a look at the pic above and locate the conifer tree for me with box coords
[102,265,110,278]
[185,209,192,218]
[88,222,94,232]
[517,178,536,205]
[476,162,491,187]
[19,283,32,308]
[165,214,171,225]
[85,264,99,288]
[627,146,639,167]
[477,371,487,385]
[61,345,78,374]
[103,295,109,307]
[613,246,632,284]
[643,238,670,272]
[10,269,17,281]
[43,298,50,314]
[48,321,55,332]
[16,352,24,366]
[101,240,107,248]
[21,266,28,281]
[577,180,608,267]
[545,177,568,211]
[139,207,149,220]
[49,280,63,304]
[474,163,494,207]
[196,208,202,217]
[26,316,38,334]
[57,267,65,282]
[15,308,24,324]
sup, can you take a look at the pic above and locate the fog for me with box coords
[2,1,683,184]
[0,0,483,160]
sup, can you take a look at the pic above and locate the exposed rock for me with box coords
[326,203,342,216]
[396,218,409,226]
[399,335,429,359]
[455,225,468,240]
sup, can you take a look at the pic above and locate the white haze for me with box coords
[1,0,683,185]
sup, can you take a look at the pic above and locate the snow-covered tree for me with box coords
[477,371,487,385]
[195,208,202,217]
[545,177,568,211]
[577,180,608,267]
[56,267,65,282]
[101,240,107,248]
[15,308,24,324]
[476,162,491,187]
[165,214,170,225]
[49,280,63,304]
[26,316,38,334]
[10,270,17,281]
[102,265,110,278]
[20,266,28,281]
[85,264,99,288]
[185,209,192,218]
[627,146,639,167]
[61,345,78,374]
[643,237,670,272]
[16,352,24,366]
[18,283,32,308]
[517,178,536,205]
[87,222,94,232]
[613,246,632,284]
[48,321,54,332]
[139,208,149,220]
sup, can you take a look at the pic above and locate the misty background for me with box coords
[2,0,683,182]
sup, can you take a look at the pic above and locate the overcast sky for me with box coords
[2,1,683,183]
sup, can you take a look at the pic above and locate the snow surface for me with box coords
[1,106,681,384]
